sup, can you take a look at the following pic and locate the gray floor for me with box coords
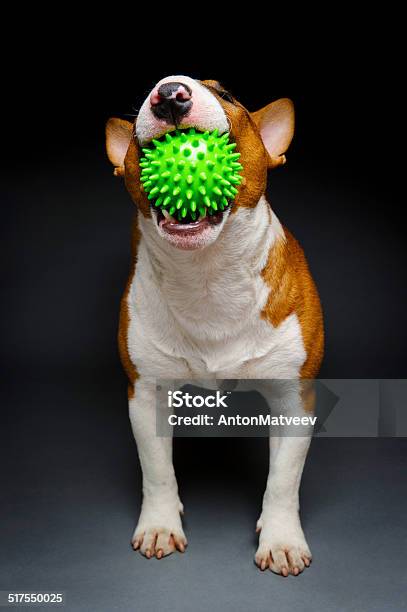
[1,379,406,611]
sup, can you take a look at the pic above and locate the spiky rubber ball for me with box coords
[139,128,243,222]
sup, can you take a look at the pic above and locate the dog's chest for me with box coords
[128,252,306,380]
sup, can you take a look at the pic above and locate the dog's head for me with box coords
[106,75,294,250]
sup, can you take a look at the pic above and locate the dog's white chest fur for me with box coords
[127,198,306,380]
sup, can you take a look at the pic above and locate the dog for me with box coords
[105,75,323,576]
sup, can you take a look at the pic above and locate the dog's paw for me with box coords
[255,513,312,576]
[131,501,187,559]
[132,526,187,558]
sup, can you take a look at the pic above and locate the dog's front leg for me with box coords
[129,378,186,558]
[255,381,313,576]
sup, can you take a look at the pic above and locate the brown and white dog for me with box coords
[106,75,323,576]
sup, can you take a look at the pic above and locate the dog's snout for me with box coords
[150,81,192,124]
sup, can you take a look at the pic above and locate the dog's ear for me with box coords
[105,118,133,177]
[251,99,294,169]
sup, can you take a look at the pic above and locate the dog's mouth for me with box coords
[152,206,228,250]
[155,207,224,232]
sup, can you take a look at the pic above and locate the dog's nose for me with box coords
[150,82,192,124]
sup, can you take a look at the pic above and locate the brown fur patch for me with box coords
[300,380,317,414]
[124,137,152,219]
[261,230,324,379]
[201,80,269,213]
[118,215,141,398]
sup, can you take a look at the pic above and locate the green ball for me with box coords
[139,128,243,222]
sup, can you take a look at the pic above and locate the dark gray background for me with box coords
[1,379,406,611]
[1,21,406,612]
